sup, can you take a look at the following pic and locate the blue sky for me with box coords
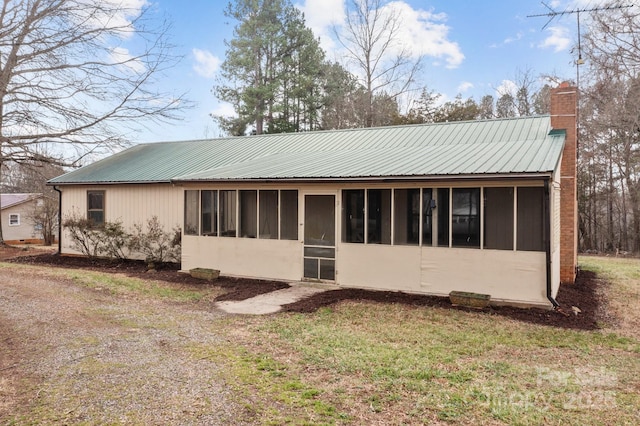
[136,0,592,142]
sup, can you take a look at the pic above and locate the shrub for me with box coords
[63,213,181,264]
[62,213,102,257]
[127,216,181,264]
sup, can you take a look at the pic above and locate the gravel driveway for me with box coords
[0,265,241,424]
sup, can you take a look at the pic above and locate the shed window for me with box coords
[239,190,257,238]
[220,190,237,237]
[394,189,419,245]
[9,213,19,226]
[452,188,480,248]
[342,190,364,243]
[87,191,105,226]
[259,190,278,239]
[201,190,217,236]
[280,190,298,240]
[184,190,199,235]
[517,187,545,251]
[367,189,391,244]
[484,187,514,250]
[422,189,433,246]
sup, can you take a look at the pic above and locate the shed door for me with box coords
[303,194,336,281]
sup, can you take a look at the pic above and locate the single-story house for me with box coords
[49,83,578,308]
[1,193,46,244]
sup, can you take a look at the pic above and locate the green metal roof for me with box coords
[48,116,565,185]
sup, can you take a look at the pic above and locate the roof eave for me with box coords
[47,180,172,186]
[171,172,555,185]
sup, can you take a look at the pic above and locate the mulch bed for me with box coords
[4,246,608,330]
[6,250,288,302]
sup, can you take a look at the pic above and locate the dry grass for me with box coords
[206,256,640,424]
[579,255,640,340]
[2,256,639,425]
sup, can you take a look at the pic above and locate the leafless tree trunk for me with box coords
[333,0,422,127]
[0,0,187,243]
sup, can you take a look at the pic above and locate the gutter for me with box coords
[53,186,62,255]
[544,179,560,308]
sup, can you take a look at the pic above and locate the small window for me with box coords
[452,188,480,248]
[184,190,199,235]
[394,189,419,245]
[9,213,20,226]
[87,191,105,225]
[239,190,257,238]
[484,187,514,250]
[437,188,450,247]
[422,189,433,246]
[342,190,364,243]
[220,190,237,237]
[280,190,298,240]
[367,189,391,244]
[201,190,218,236]
[259,190,278,239]
[517,187,545,251]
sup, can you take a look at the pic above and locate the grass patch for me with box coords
[186,342,345,424]
[226,257,640,424]
[580,256,640,340]
[0,262,217,302]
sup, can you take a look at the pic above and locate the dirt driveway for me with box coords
[1,264,240,424]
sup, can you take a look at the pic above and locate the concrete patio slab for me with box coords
[216,283,335,315]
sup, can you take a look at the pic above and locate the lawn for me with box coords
[200,255,640,425]
[2,255,639,425]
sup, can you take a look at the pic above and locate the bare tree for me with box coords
[578,4,640,252]
[0,0,186,243]
[333,0,422,127]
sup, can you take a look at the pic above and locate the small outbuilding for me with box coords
[1,193,46,244]
[49,84,578,308]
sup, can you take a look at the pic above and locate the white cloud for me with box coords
[504,32,523,45]
[496,79,517,97]
[192,48,221,79]
[539,26,571,52]
[297,0,463,68]
[79,0,148,39]
[211,102,236,119]
[384,2,464,68]
[296,0,345,52]
[110,47,145,73]
[457,81,474,93]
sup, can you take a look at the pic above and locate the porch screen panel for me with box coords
[201,190,217,236]
[259,190,278,239]
[342,190,364,243]
[220,190,237,237]
[280,190,298,240]
[393,189,419,245]
[484,187,513,250]
[239,190,257,238]
[367,189,391,244]
[184,190,199,235]
[422,188,433,246]
[517,187,545,251]
[437,188,450,247]
[452,188,480,248]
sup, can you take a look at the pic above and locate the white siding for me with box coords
[183,236,301,281]
[59,184,182,256]
[2,202,41,242]
[59,179,558,307]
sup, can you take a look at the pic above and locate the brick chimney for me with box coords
[550,82,578,284]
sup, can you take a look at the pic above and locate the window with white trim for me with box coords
[9,213,19,226]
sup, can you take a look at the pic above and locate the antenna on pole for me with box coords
[527,2,632,66]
